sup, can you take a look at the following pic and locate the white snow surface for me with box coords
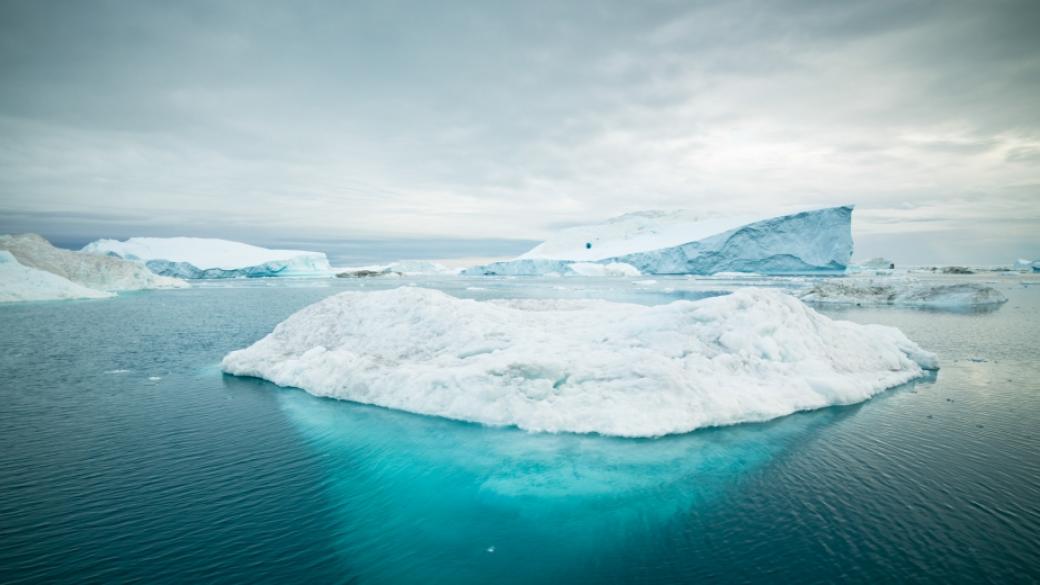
[81,237,331,274]
[0,234,186,291]
[0,251,114,302]
[222,287,937,437]
[800,279,1008,308]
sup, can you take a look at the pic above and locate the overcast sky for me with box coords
[1,0,1038,264]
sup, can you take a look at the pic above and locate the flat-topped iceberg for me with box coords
[800,279,1008,308]
[1,234,186,291]
[81,237,331,279]
[222,286,936,437]
[0,251,114,302]
[461,206,854,276]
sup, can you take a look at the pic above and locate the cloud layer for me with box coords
[1,0,1038,263]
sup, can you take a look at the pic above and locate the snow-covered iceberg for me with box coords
[800,279,1008,308]
[222,286,937,437]
[0,251,114,302]
[81,237,332,279]
[0,234,186,291]
[461,206,854,276]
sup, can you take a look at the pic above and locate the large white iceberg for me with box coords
[0,251,114,302]
[461,206,853,276]
[81,237,332,279]
[0,234,186,291]
[800,279,1008,308]
[222,286,937,437]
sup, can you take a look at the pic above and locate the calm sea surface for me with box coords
[1,275,1038,584]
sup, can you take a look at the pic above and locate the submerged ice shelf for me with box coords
[82,237,332,279]
[222,286,937,437]
[462,206,854,276]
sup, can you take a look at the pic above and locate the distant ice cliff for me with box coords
[82,237,331,279]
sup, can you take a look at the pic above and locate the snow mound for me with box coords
[81,237,331,279]
[0,251,114,302]
[462,206,853,276]
[0,234,186,291]
[222,287,937,437]
[800,279,1008,308]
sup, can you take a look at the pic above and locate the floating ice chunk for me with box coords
[222,287,937,437]
[800,279,1008,308]
[1013,258,1038,271]
[1,233,186,291]
[0,251,115,302]
[463,206,853,276]
[81,237,331,279]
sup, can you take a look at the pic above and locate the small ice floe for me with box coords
[465,286,488,291]
[104,369,131,374]
[800,279,1008,309]
[486,546,496,553]
[148,376,162,381]
[633,279,658,286]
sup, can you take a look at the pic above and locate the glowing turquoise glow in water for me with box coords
[1,275,1038,583]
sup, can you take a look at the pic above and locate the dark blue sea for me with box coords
[1,275,1038,584]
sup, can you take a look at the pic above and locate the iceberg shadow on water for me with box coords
[221,371,935,584]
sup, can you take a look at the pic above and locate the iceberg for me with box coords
[0,234,186,291]
[800,279,1008,308]
[81,237,332,279]
[222,286,937,437]
[0,251,114,302]
[335,260,455,278]
[858,257,895,270]
[461,206,853,276]
[567,262,642,277]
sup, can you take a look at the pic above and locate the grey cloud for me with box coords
[0,0,1038,263]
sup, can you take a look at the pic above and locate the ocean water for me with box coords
[1,275,1038,583]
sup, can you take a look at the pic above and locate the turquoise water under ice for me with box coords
[1,275,1038,583]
